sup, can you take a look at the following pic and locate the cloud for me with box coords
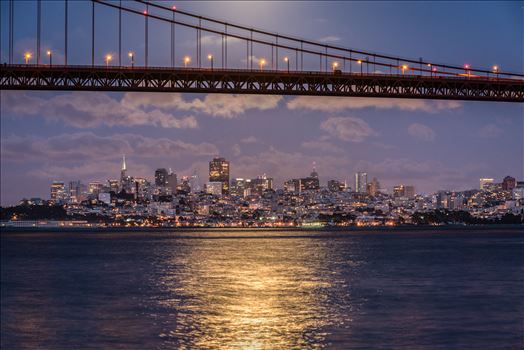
[318,36,341,43]
[478,124,503,138]
[121,93,282,119]
[1,91,198,129]
[240,136,258,144]
[301,140,345,154]
[232,144,242,157]
[1,133,218,164]
[408,123,436,141]
[320,117,378,142]
[200,35,241,46]
[287,96,461,113]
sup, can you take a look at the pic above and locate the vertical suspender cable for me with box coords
[275,35,278,70]
[9,0,13,64]
[145,4,148,67]
[37,0,41,64]
[118,0,121,66]
[171,10,175,67]
[300,41,303,71]
[64,0,68,65]
[91,0,94,66]
[250,30,253,70]
[225,23,227,68]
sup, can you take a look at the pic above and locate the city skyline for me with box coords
[1,1,523,205]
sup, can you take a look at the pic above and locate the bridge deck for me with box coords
[1,65,523,102]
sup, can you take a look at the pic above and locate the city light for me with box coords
[259,58,266,70]
[24,52,32,64]
[401,64,408,74]
[492,65,498,72]
[284,56,289,72]
[128,51,135,67]
[184,56,191,68]
[332,61,339,71]
[46,50,52,66]
[105,54,112,67]
[208,54,214,70]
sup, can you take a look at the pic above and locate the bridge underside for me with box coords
[1,65,523,102]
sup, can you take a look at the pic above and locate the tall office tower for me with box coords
[502,176,516,191]
[155,168,169,187]
[479,178,494,190]
[355,172,368,193]
[50,181,65,202]
[367,177,380,196]
[189,170,201,193]
[167,170,178,194]
[120,155,127,184]
[209,157,230,195]
[328,180,345,192]
[88,182,104,195]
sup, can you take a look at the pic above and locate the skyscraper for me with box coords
[155,168,168,187]
[120,155,127,184]
[355,172,368,193]
[209,157,230,195]
[367,177,380,196]
[166,171,177,194]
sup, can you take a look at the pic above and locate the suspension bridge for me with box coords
[1,0,523,102]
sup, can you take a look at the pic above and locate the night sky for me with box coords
[1,1,523,205]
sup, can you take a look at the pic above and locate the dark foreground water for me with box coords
[1,229,523,349]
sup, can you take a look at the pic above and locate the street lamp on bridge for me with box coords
[24,52,32,65]
[184,56,191,68]
[128,52,135,68]
[284,56,289,73]
[46,50,52,66]
[332,61,339,72]
[493,65,499,79]
[208,54,214,70]
[401,64,408,75]
[259,58,266,70]
[105,54,113,67]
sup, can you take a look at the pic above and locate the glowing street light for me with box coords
[259,58,266,70]
[208,54,214,70]
[128,51,135,67]
[105,54,112,67]
[357,59,363,74]
[332,61,339,72]
[24,52,32,65]
[284,56,289,72]
[493,65,499,79]
[401,64,408,75]
[184,56,191,68]
[464,64,470,77]
[46,50,52,66]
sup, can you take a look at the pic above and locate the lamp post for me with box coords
[332,61,339,72]
[259,58,266,71]
[401,64,408,75]
[24,52,32,65]
[492,65,499,79]
[284,56,289,73]
[47,50,52,66]
[105,54,112,67]
[128,52,134,68]
[357,60,362,74]
[184,56,191,68]
[208,54,214,70]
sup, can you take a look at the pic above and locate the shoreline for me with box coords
[1,224,523,233]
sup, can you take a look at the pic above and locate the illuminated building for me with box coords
[502,176,516,191]
[231,178,250,197]
[120,155,127,184]
[251,175,273,195]
[367,177,380,196]
[167,171,177,194]
[206,181,223,196]
[189,170,201,193]
[50,181,66,202]
[479,178,494,190]
[155,168,168,187]
[108,179,120,193]
[355,172,368,193]
[393,185,415,199]
[88,182,104,195]
[284,179,301,193]
[209,157,230,195]
[328,180,345,192]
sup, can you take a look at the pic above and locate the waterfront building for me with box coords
[209,157,230,195]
